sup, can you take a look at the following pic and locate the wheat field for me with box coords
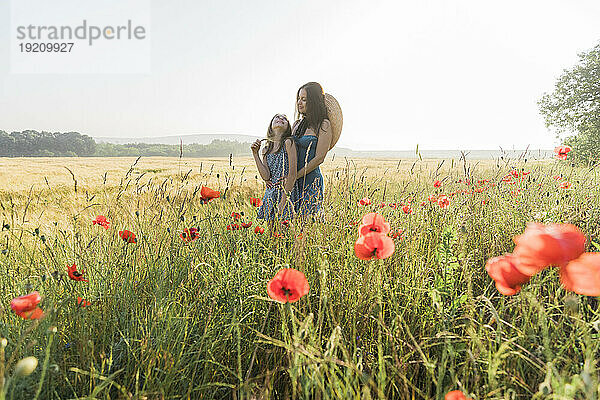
[1,155,599,399]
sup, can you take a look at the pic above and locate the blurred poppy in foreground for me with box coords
[77,297,91,307]
[119,230,137,244]
[250,197,263,207]
[554,145,572,160]
[200,186,221,203]
[358,213,390,236]
[512,223,585,275]
[485,254,530,295]
[559,253,600,296]
[355,232,395,260]
[11,292,44,320]
[445,390,472,400]
[11,291,41,314]
[67,263,88,282]
[92,215,110,229]
[267,268,309,303]
[180,228,199,243]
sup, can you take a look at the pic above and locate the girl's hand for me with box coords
[251,139,261,154]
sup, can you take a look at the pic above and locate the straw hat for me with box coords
[324,93,343,150]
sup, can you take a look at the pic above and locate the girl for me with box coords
[291,82,332,217]
[252,114,297,222]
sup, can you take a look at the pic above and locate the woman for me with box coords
[290,82,333,217]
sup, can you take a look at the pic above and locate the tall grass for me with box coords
[0,155,599,399]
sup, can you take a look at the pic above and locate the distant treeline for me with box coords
[0,130,96,156]
[0,130,252,157]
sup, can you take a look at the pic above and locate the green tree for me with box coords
[538,41,600,165]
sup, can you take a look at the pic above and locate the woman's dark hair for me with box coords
[263,114,292,155]
[294,82,328,137]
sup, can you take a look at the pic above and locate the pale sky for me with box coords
[1,0,599,151]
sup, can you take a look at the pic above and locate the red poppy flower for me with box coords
[358,213,391,236]
[559,181,571,189]
[250,197,263,207]
[391,229,403,239]
[512,223,586,275]
[358,197,371,206]
[119,230,137,243]
[92,215,110,229]
[67,263,88,282]
[553,175,562,180]
[438,195,450,209]
[16,307,44,320]
[254,226,265,234]
[485,254,530,295]
[402,205,412,214]
[428,194,438,203]
[200,186,221,203]
[272,232,283,238]
[281,220,290,227]
[354,232,395,260]
[445,390,472,400]
[77,297,91,307]
[267,268,310,303]
[389,202,399,209]
[379,202,386,208]
[226,223,241,230]
[554,145,572,160]
[241,222,253,228]
[434,180,442,188]
[559,253,600,296]
[231,212,242,220]
[180,228,199,243]
[11,291,41,314]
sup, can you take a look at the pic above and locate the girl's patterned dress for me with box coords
[257,145,293,221]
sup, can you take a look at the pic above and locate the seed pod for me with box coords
[14,356,38,378]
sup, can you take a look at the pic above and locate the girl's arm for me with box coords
[252,141,270,181]
[296,119,332,178]
[278,138,297,214]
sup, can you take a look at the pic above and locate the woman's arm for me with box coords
[283,138,297,192]
[296,119,332,178]
[251,140,270,181]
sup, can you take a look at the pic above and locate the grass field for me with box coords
[1,155,599,399]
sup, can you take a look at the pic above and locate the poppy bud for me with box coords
[40,235,46,243]
[1,338,7,348]
[3,223,10,230]
[135,211,140,217]
[216,174,220,179]
[1,249,7,255]
[34,228,39,236]
[14,356,38,378]
[180,215,185,222]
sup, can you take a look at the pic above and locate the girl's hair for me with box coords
[263,114,292,155]
[294,82,328,136]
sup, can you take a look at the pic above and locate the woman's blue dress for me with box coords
[292,134,324,216]
[257,146,293,221]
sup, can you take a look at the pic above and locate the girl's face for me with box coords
[297,89,308,114]
[271,114,289,131]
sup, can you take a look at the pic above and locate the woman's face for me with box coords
[271,114,289,131]
[297,88,308,114]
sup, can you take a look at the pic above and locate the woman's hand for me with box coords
[250,139,261,154]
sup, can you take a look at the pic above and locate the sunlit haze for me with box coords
[1,0,599,151]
